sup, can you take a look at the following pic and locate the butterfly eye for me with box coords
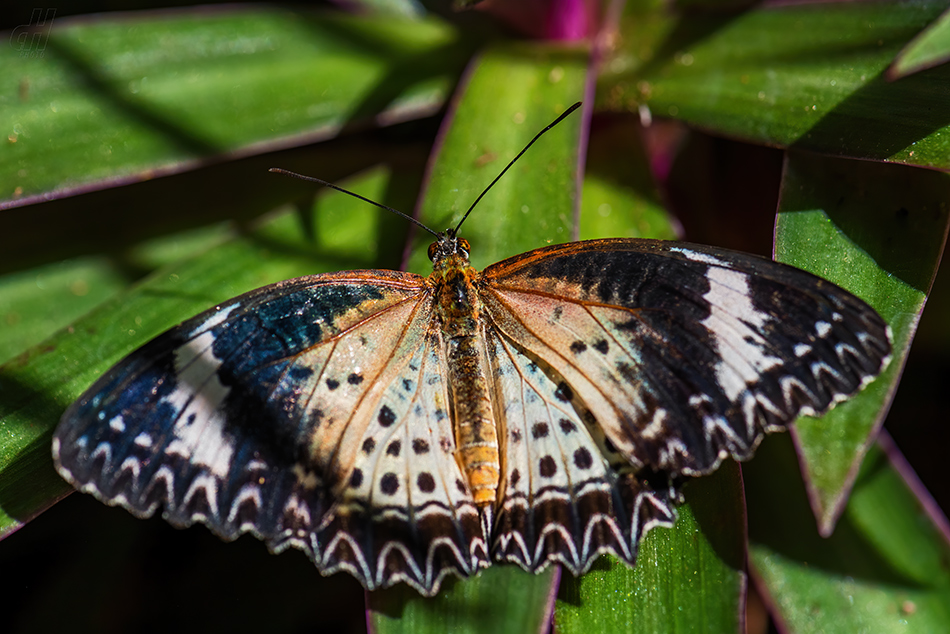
[457,238,471,258]
[427,242,439,261]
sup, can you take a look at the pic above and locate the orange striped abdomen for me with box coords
[432,256,500,507]
[446,333,499,506]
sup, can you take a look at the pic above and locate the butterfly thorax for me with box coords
[427,236,500,509]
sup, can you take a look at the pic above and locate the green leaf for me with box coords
[346,0,427,19]
[406,42,590,271]
[774,152,949,534]
[579,114,677,241]
[561,111,744,634]
[0,122,430,284]
[889,8,950,79]
[746,434,950,633]
[556,462,746,634]
[370,565,558,634]
[600,1,950,169]
[1,6,465,201]
[368,41,587,634]
[0,225,229,364]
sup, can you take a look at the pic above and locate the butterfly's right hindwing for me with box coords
[488,328,677,574]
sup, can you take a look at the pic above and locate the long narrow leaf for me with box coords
[747,434,950,632]
[774,152,950,534]
[369,41,588,634]
[2,7,464,202]
[599,1,950,169]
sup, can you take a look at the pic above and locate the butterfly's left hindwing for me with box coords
[54,270,487,594]
[483,238,891,477]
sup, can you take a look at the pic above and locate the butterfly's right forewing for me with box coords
[53,269,485,594]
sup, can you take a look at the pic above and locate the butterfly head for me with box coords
[428,229,471,267]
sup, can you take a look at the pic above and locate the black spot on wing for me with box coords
[380,473,399,495]
[289,365,314,381]
[378,405,396,428]
[417,472,436,493]
[554,382,573,402]
[573,448,593,470]
[412,439,430,455]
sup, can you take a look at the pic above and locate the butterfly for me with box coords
[52,105,892,596]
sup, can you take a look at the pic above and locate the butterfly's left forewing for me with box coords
[479,237,890,575]
[54,270,485,594]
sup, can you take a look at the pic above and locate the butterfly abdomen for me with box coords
[434,256,500,508]
[447,334,500,507]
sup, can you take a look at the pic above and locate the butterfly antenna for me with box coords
[268,168,440,238]
[454,101,582,235]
